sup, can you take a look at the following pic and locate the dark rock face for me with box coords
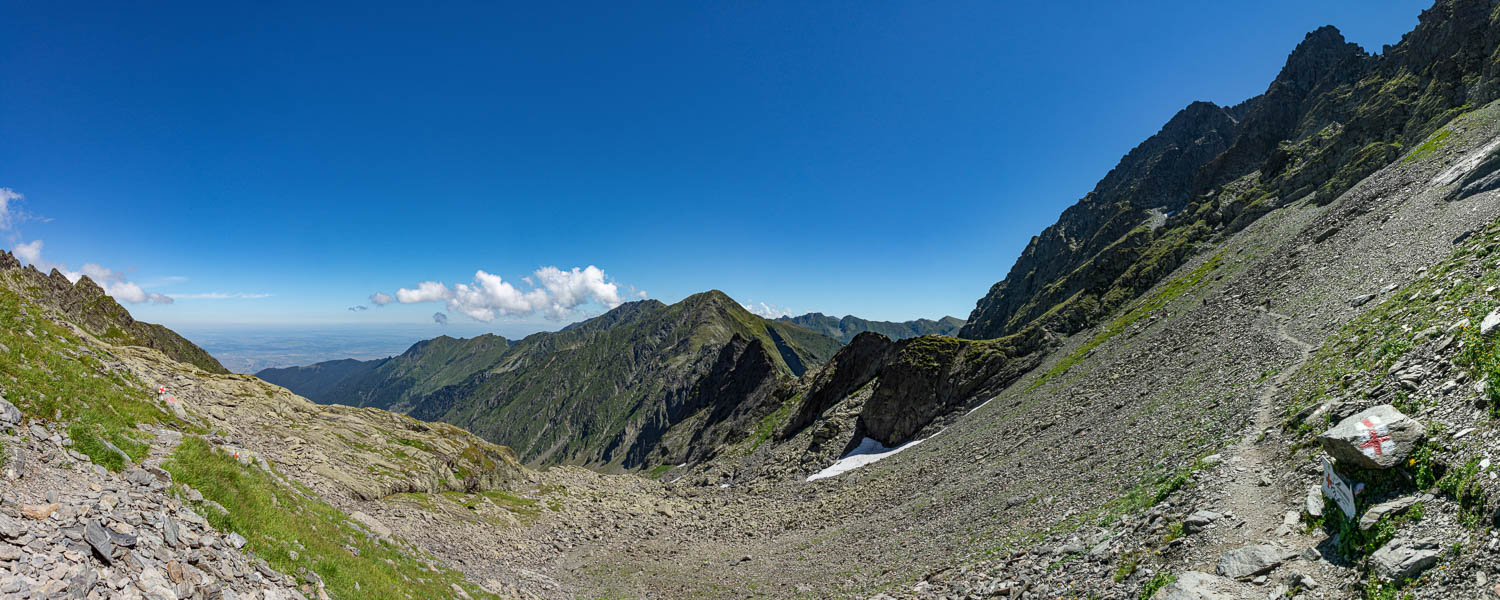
[786,333,1044,449]
[961,1,1500,343]
[961,101,1242,340]
[0,250,227,374]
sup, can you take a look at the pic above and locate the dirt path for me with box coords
[1203,308,1314,556]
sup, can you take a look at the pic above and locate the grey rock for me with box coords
[1184,510,1221,533]
[1154,571,1255,599]
[1483,308,1500,336]
[0,514,21,539]
[163,515,181,548]
[1350,293,1377,307]
[1370,538,1440,583]
[124,468,157,488]
[1304,485,1323,519]
[1215,544,1294,579]
[1317,405,1425,470]
[1358,494,1426,530]
[83,519,114,564]
[226,532,247,549]
[0,398,19,426]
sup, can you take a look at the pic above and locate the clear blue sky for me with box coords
[0,1,1431,332]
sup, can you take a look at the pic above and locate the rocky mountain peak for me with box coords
[1269,25,1365,97]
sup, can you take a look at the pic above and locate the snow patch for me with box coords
[807,436,925,481]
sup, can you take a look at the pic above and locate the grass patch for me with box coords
[1030,251,1224,391]
[1402,128,1452,163]
[164,436,495,600]
[1139,572,1175,599]
[0,284,180,471]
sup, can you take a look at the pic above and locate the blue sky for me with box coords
[1,1,1431,333]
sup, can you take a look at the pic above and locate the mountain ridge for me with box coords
[775,312,965,344]
[260,289,842,469]
[961,4,1500,342]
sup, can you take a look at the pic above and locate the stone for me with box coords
[0,543,20,561]
[1153,571,1255,599]
[162,515,181,548]
[1358,494,1426,530]
[1304,485,1323,519]
[1350,293,1377,307]
[1317,405,1425,470]
[350,511,392,539]
[1370,538,1440,583]
[1215,544,1294,579]
[0,514,22,539]
[20,503,59,520]
[1483,308,1500,336]
[84,519,115,564]
[124,468,158,488]
[1184,510,1221,533]
[0,397,20,426]
[227,532,247,549]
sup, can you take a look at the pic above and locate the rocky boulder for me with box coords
[1154,571,1256,599]
[0,397,20,426]
[1370,538,1440,583]
[1317,405,1425,470]
[1215,544,1295,579]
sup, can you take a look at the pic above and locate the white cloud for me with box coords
[348,305,368,312]
[382,265,634,322]
[0,188,21,232]
[14,239,42,264]
[369,291,395,306]
[432,312,448,325]
[395,281,452,304]
[742,300,796,319]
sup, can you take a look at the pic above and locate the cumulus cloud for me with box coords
[742,300,795,319]
[369,292,395,306]
[395,281,452,304]
[383,265,633,322]
[432,312,448,325]
[14,239,42,264]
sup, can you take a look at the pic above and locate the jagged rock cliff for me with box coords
[0,249,227,374]
[962,0,1500,342]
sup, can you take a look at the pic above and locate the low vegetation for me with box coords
[164,436,497,600]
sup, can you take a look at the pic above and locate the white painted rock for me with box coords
[1317,405,1425,470]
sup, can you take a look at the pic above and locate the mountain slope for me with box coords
[962,2,1500,342]
[258,333,513,410]
[263,290,842,469]
[407,290,839,469]
[0,249,228,373]
[776,312,965,343]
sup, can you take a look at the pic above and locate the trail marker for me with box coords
[1321,458,1356,519]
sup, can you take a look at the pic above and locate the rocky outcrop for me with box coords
[962,0,1500,348]
[784,332,1044,450]
[0,250,227,374]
